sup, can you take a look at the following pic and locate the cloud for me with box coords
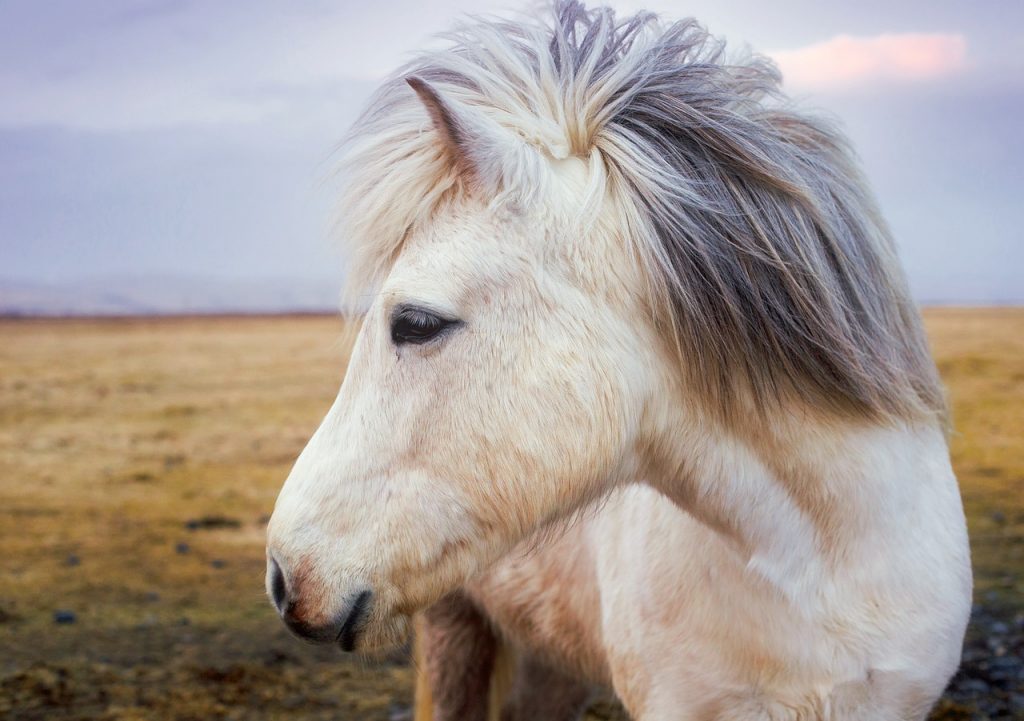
[770,33,967,92]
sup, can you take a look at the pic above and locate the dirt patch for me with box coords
[185,516,243,531]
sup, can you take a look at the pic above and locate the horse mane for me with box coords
[336,0,946,425]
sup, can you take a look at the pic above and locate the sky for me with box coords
[1,0,1022,303]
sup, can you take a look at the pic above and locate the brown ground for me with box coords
[0,309,1021,720]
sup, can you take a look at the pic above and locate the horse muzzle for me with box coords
[266,552,373,651]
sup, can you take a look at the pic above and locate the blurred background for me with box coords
[1,1,1021,720]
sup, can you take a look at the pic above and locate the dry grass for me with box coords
[0,310,1021,720]
[0,316,349,633]
[925,308,1024,599]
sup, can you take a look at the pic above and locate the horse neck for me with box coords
[640,395,947,601]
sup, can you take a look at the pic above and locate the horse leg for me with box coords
[415,590,499,721]
[414,590,592,721]
[500,652,592,721]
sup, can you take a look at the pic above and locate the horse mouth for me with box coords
[337,589,373,651]
[340,607,413,654]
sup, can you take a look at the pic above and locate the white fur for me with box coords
[466,388,970,721]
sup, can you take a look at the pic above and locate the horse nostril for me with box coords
[268,555,287,613]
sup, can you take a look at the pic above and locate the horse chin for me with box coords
[341,611,411,654]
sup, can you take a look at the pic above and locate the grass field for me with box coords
[1,310,1022,720]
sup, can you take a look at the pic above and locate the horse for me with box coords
[265,2,972,718]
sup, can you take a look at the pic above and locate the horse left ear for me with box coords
[406,76,539,201]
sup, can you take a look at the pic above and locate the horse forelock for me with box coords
[335,0,946,426]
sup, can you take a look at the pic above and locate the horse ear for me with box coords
[406,76,537,199]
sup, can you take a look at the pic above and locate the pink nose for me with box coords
[265,553,373,651]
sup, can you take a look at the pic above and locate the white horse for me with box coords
[266,3,972,719]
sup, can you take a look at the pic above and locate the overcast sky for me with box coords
[1,0,1021,302]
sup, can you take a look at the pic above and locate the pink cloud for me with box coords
[769,33,968,92]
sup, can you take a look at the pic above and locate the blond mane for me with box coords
[335,0,945,424]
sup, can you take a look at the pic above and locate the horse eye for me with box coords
[390,306,459,346]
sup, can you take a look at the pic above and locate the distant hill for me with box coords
[0,275,341,316]
[2,274,1017,318]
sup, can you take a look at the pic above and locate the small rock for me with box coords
[991,510,1007,524]
[991,621,1010,635]
[986,636,1006,653]
[53,610,76,625]
[144,592,160,603]
[389,704,413,721]
[175,542,190,554]
[64,554,80,567]
[989,656,1019,671]
[957,678,990,695]
[210,559,227,569]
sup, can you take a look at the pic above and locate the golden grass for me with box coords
[0,316,352,634]
[0,309,1021,719]
[924,308,1024,599]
